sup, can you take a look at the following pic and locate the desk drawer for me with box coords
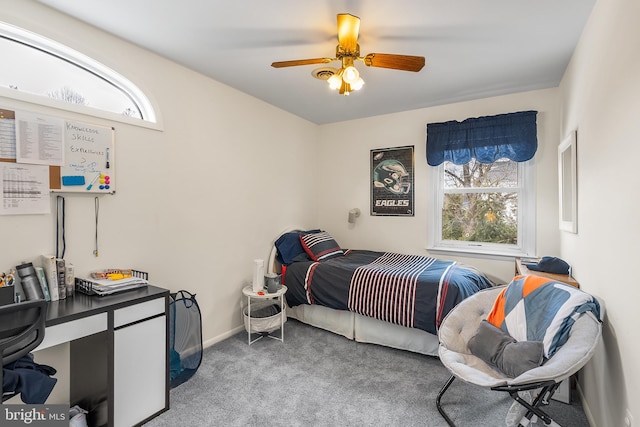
[37,313,108,351]
[114,297,165,328]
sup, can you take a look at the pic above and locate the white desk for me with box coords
[32,285,170,427]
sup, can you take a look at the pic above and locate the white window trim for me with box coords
[428,159,536,258]
[0,22,161,129]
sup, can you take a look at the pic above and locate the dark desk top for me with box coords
[45,284,169,327]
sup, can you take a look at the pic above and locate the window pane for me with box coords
[444,158,517,189]
[0,36,141,119]
[442,192,518,244]
[430,154,534,257]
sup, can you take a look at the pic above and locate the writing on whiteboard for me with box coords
[69,145,104,156]
[66,122,100,143]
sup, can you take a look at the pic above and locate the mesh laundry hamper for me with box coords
[169,290,203,389]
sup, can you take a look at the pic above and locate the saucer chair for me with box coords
[436,283,602,426]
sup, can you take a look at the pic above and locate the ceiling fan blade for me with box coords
[363,53,426,72]
[337,13,360,52]
[271,58,334,68]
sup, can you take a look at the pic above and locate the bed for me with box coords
[267,229,494,356]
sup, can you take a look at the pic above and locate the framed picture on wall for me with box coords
[370,145,414,216]
[558,130,577,233]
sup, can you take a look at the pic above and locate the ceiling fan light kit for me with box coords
[326,59,365,95]
[271,13,425,96]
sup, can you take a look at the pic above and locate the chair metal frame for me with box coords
[0,299,47,402]
[437,375,562,426]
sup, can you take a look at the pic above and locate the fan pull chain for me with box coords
[93,197,100,257]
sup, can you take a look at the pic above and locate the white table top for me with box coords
[242,284,287,299]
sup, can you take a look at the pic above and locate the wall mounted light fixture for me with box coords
[348,208,361,223]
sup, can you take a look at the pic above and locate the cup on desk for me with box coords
[264,274,281,293]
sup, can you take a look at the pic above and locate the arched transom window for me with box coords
[0,22,156,123]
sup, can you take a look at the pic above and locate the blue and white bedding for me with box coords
[283,250,493,335]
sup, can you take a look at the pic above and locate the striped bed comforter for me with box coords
[283,250,493,335]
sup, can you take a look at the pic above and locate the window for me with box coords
[0,22,156,124]
[426,111,537,257]
[429,158,535,257]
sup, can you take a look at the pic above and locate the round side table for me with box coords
[242,285,287,345]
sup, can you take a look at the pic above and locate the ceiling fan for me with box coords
[271,13,426,95]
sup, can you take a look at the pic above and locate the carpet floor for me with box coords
[145,319,590,426]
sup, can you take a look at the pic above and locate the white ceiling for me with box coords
[37,0,595,125]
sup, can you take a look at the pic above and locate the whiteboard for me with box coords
[52,120,115,194]
[1,108,116,194]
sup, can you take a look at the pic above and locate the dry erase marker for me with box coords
[106,148,110,169]
[87,173,100,190]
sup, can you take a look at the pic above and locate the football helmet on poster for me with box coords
[373,159,411,194]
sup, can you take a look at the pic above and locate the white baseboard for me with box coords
[203,325,244,349]
[576,380,597,427]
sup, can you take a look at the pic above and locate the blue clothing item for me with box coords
[524,256,571,275]
[2,353,57,404]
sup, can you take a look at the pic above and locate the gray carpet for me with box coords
[145,319,590,426]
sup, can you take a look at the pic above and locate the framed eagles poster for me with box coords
[370,145,414,216]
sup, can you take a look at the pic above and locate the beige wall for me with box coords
[316,88,561,285]
[559,0,640,425]
[0,0,319,346]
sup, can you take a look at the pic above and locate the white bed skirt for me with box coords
[286,303,440,357]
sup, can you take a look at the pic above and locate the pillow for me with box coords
[300,231,344,262]
[468,320,544,378]
[275,229,320,265]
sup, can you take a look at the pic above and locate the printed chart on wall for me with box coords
[53,120,115,194]
[0,108,51,215]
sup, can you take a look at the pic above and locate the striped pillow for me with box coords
[300,231,344,262]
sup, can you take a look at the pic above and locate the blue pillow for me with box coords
[300,231,344,262]
[275,230,320,265]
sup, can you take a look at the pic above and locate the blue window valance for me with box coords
[426,110,538,166]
